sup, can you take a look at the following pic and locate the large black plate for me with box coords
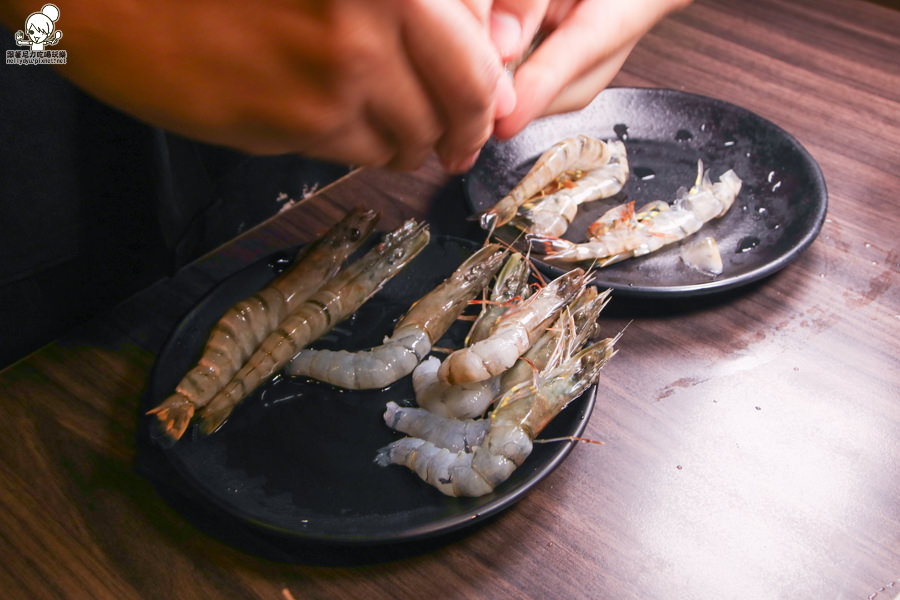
[143,236,597,545]
[465,87,828,297]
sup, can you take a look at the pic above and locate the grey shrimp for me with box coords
[284,243,507,390]
[147,206,379,440]
[198,219,430,434]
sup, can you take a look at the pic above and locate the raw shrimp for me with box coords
[198,219,430,434]
[411,356,501,419]
[147,206,379,440]
[375,335,618,497]
[437,268,589,385]
[480,136,613,231]
[382,401,489,453]
[465,251,532,346]
[511,140,629,237]
[284,243,506,390]
[528,162,742,265]
[418,285,610,419]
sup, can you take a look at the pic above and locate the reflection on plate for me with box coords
[143,236,597,545]
[464,87,828,297]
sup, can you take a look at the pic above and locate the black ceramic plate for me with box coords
[465,87,828,297]
[143,236,597,545]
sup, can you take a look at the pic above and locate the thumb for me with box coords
[489,0,551,62]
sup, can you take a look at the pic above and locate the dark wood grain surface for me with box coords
[3,0,899,598]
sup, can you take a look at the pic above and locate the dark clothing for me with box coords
[0,25,348,367]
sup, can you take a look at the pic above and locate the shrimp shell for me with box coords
[529,164,742,265]
[480,136,612,231]
[511,140,630,237]
[437,268,588,385]
[198,219,430,434]
[284,243,506,390]
[147,206,379,440]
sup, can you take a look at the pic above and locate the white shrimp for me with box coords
[411,356,502,419]
[376,334,619,497]
[284,243,507,390]
[382,401,489,453]
[437,268,589,385]
[511,140,629,237]
[528,162,742,265]
[480,136,613,231]
[388,286,611,450]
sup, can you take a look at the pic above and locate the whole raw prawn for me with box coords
[198,219,430,434]
[147,206,379,440]
[416,284,608,420]
[528,162,742,265]
[437,267,589,385]
[480,135,613,231]
[511,140,629,237]
[284,243,507,390]
[376,328,619,497]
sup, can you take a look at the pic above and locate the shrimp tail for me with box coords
[146,393,194,439]
[525,233,573,256]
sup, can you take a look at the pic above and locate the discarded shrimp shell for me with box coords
[529,164,742,265]
[511,140,630,237]
[147,206,379,440]
[681,235,723,276]
[284,243,506,390]
[198,219,430,435]
[480,136,613,231]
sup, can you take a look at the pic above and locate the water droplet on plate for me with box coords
[737,236,760,253]
[633,166,656,180]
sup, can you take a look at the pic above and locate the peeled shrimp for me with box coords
[284,243,506,390]
[437,268,589,385]
[147,206,379,440]
[382,401,489,453]
[376,334,618,497]
[528,162,742,265]
[480,136,613,231]
[198,219,430,434]
[411,356,502,419]
[511,140,629,237]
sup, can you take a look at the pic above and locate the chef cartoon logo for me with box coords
[6,3,66,64]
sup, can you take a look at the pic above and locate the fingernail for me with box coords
[490,11,523,61]
[494,70,517,119]
[446,150,481,174]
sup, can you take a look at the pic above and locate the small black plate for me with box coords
[143,235,597,545]
[464,87,828,297]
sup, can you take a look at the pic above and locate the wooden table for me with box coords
[3,0,898,598]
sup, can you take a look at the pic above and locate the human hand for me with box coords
[27,0,509,171]
[489,0,693,139]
